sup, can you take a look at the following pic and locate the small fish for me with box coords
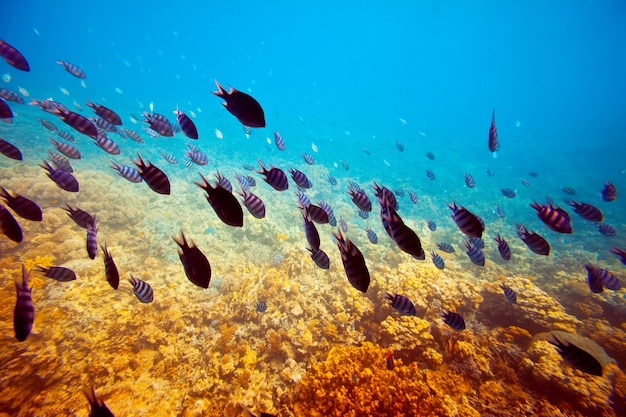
[567,201,603,222]
[488,109,499,154]
[327,175,337,186]
[239,187,265,219]
[485,169,495,177]
[40,160,79,192]
[295,191,311,208]
[431,252,445,269]
[500,188,516,198]
[339,218,348,232]
[0,87,24,103]
[494,204,506,218]
[57,60,86,78]
[129,275,153,303]
[516,224,550,256]
[274,131,285,150]
[561,186,576,195]
[215,129,223,139]
[35,265,76,282]
[427,220,437,231]
[549,337,603,376]
[86,100,122,125]
[601,181,617,202]
[289,168,312,188]
[0,40,30,71]
[86,218,98,260]
[50,138,81,159]
[610,246,626,266]
[14,265,34,341]
[408,191,418,205]
[385,293,416,315]
[494,234,511,260]
[0,187,42,221]
[302,210,320,250]
[47,151,73,172]
[365,228,378,244]
[0,203,22,242]
[57,130,76,142]
[521,178,531,187]
[437,243,454,253]
[393,189,405,198]
[301,153,315,165]
[212,80,265,128]
[357,210,369,219]
[63,205,94,228]
[442,311,465,331]
[83,385,115,417]
[465,241,485,266]
[133,154,171,195]
[426,151,435,160]
[110,161,142,183]
[396,140,404,151]
[500,283,517,303]
[386,352,394,370]
[143,112,174,137]
[120,128,143,143]
[348,183,372,212]
[216,171,233,193]
[464,173,475,188]
[528,170,539,178]
[195,173,244,227]
[255,301,267,313]
[448,201,484,238]
[308,247,330,269]
[311,143,318,152]
[161,152,178,165]
[174,108,198,139]
[173,231,212,288]
[334,230,370,293]
[257,160,288,191]
[598,223,617,237]
[340,160,349,170]
[425,168,435,180]
[468,236,484,249]
[530,200,572,234]
[0,138,22,160]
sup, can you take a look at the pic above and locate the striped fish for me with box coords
[182,159,194,169]
[174,109,198,139]
[101,244,119,289]
[94,135,121,155]
[0,138,22,160]
[91,116,118,133]
[385,293,416,315]
[500,188,516,198]
[601,181,617,202]
[516,224,550,256]
[611,246,626,266]
[561,186,576,195]
[0,203,23,242]
[296,191,311,208]
[327,175,338,185]
[530,201,572,234]
[464,241,485,266]
[186,150,208,166]
[35,265,76,282]
[64,205,94,229]
[468,236,484,249]
[57,130,76,142]
[341,160,349,170]
[38,118,58,132]
[488,109,499,153]
[257,160,288,191]
[50,106,98,139]
[442,311,465,331]
[161,152,178,165]
[0,87,24,103]
[448,201,484,238]
[301,153,315,165]
[133,154,170,195]
[256,301,268,313]
[289,168,312,188]
[334,230,370,293]
[425,169,435,180]
[49,138,81,159]
[485,169,495,176]
[0,97,13,122]
[0,187,42,221]
[437,243,454,253]
[239,188,265,219]
[598,223,616,236]
[14,265,34,341]
[494,204,506,218]
[357,210,369,219]
[86,218,98,260]
[143,112,174,137]
[196,174,244,227]
[380,201,425,259]
[308,247,330,269]
[426,151,435,160]
[528,170,539,178]
[245,175,256,187]
[464,173,475,188]
[549,337,602,376]
[318,201,336,226]
[86,100,122,125]
[302,210,320,250]
[0,40,30,71]
[567,201,603,222]
[365,228,378,244]
[173,232,212,288]
[348,183,372,212]
[236,172,251,191]
[120,128,143,143]
[431,252,445,270]
[372,182,397,210]
[306,204,329,224]
[339,218,348,232]
[500,283,517,303]
[521,178,531,187]
[585,264,604,293]
[57,60,86,78]
[40,160,79,192]
[274,131,285,150]
[494,234,511,260]
[396,140,404,151]
[427,220,437,231]
[216,171,233,193]
[129,275,153,303]
[110,161,142,183]
[408,191,418,205]
[47,151,73,172]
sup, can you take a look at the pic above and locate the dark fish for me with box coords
[110,161,142,183]
[601,181,617,202]
[465,241,485,266]
[133,154,170,195]
[306,204,329,224]
[57,60,86,78]
[257,160,288,191]
[0,138,22,160]
[30,98,68,114]
[216,171,233,193]
[530,201,572,234]
[464,173,475,188]
[302,210,320,250]
[561,186,576,195]
[0,203,22,242]
[494,234,511,260]
[549,337,603,376]
[431,252,445,269]
[289,168,312,188]
[64,205,94,229]
[143,112,174,137]
[246,174,256,187]
[0,40,30,71]
[500,188,516,198]
[91,116,118,133]
[301,153,315,165]
[592,266,620,291]
[83,385,115,417]
[50,138,81,159]
[327,175,337,186]
[129,275,153,303]
[40,160,79,192]
[318,201,337,226]
[386,352,394,371]
[239,187,265,219]
[0,97,13,122]
[57,130,76,142]
[0,87,24,103]
[448,201,484,238]
[468,236,484,249]
[173,232,211,288]
[494,204,506,218]
[372,182,397,211]
[213,80,265,127]
[195,173,244,227]
[348,183,372,212]
[427,220,437,231]
[86,100,122,125]
[396,140,404,151]
[0,187,42,221]
[333,230,370,293]
[516,224,550,256]
[100,243,119,288]
[567,201,603,222]
[120,128,143,143]
[339,217,348,232]
[610,246,626,266]
[443,311,465,331]
[485,169,495,177]
[488,109,499,153]
[86,218,98,260]
[426,151,435,160]
[357,210,369,219]
[38,118,58,132]
[437,243,455,253]
[174,109,198,139]
[14,265,34,341]
[256,301,267,313]
[408,191,418,204]
[340,160,349,170]
[50,106,98,139]
[425,168,435,180]
[528,170,538,178]
[35,265,76,282]
[385,293,416,315]
[521,178,531,187]
[274,131,285,150]
[308,247,329,269]
[585,264,605,293]
[598,223,616,236]
[380,202,425,259]
[500,283,517,303]
[365,228,378,244]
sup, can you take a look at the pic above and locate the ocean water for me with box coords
[1,1,625,416]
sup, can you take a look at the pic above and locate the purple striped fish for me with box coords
[86,100,122,125]
[133,154,170,195]
[611,246,626,265]
[173,231,211,288]
[598,223,617,236]
[380,202,425,259]
[129,275,153,303]
[174,109,198,139]
[0,40,30,71]
[289,168,312,188]
[601,181,617,202]
[0,138,21,160]
[464,241,485,266]
[239,188,266,219]
[431,252,445,269]
[348,183,372,212]
[0,97,12,123]
[144,112,174,137]
[425,169,435,180]
[86,218,98,260]
[40,160,79,192]
[195,173,243,227]
[308,247,330,269]
[274,131,285,150]
[47,151,73,173]
[63,205,93,229]
[216,171,233,193]
[385,293,416,315]
[0,88,24,103]
[94,135,120,155]
[443,311,466,331]
[464,173,475,188]
[50,138,81,159]
[567,201,603,222]
[185,150,208,166]
[494,234,511,260]
[110,161,142,183]
[516,224,550,256]
[57,130,76,142]
[373,182,398,210]
[448,201,483,238]
[0,203,23,242]
[120,128,143,143]
[585,264,604,293]
[0,188,42,221]
[91,117,117,133]
[35,265,76,282]
[301,153,315,165]
[57,60,86,78]
[305,204,329,224]
[50,106,98,139]
[161,152,178,165]
[257,160,288,191]
[334,230,370,293]
[488,109,499,153]
[101,243,119,288]
[14,265,34,341]
[530,201,572,234]
[318,201,336,226]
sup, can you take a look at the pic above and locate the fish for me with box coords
[308,247,330,269]
[567,201,603,222]
[464,173,475,188]
[51,107,99,139]
[485,169,495,177]
[333,230,370,293]
[610,246,626,266]
[408,191,418,204]
[86,100,122,125]
[64,205,94,229]
[0,138,22,160]
[0,187,42,221]
[448,201,484,238]
[57,130,76,142]
[100,244,119,288]
[365,228,378,244]
[120,128,143,143]
[0,40,29,71]
[494,234,511,260]
[306,204,329,224]
[30,98,68,114]
[530,201,572,234]
[110,161,143,183]
[465,241,485,266]
[14,265,34,341]
[380,201,425,259]
[40,160,79,192]
[161,152,178,165]
[488,109,499,154]
[0,97,13,122]
[212,80,265,127]
[0,203,23,242]
[47,151,73,173]
[593,266,620,291]
[238,187,266,219]
[372,182,397,210]
[296,191,311,207]
[426,151,435,160]
[301,153,315,165]
[216,171,233,192]
[427,220,437,231]
[327,175,338,186]
[50,138,81,159]
[516,224,550,256]
[57,60,86,78]
[521,178,531,187]
[143,112,174,137]
[500,188,516,198]
[83,385,115,417]
[339,218,348,232]
[500,283,517,303]
[289,168,312,188]
[561,186,576,195]
[195,173,244,227]
[302,209,320,250]
[133,154,171,195]
[425,168,435,180]
[396,140,404,151]
[585,264,605,293]
[91,116,118,133]
[274,131,285,150]
[528,170,539,178]
[348,183,372,212]
[385,293,416,315]
[601,181,617,202]
[548,337,602,376]
[35,265,76,282]
[437,243,455,253]
[174,108,198,139]
[0,87,24,103]
[318,201,336,226]
[431,252,445,269]
[468,236,484,249]
[86,218,98,260]
[386,352,394,370]
[255,301,267,313]
[357,210,369,219]
[129,275,153,303]
[172,232,212,288]
[257,160,289,191]
[494,204,506,218]
[443,311,466,331]
[598,223,616,236]
[93,135,121,155]
[340,160,349,170]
